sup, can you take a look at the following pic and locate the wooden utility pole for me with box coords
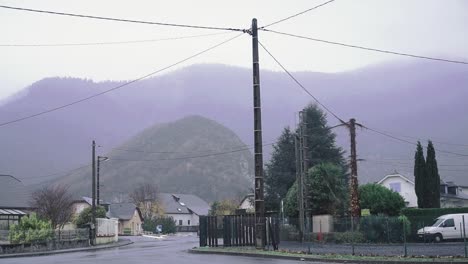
[91,140,96,245]
[251,18,265,249]
[300,111,310,222]
[348,118,360,217]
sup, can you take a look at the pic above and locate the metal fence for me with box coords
[200,215,468,257]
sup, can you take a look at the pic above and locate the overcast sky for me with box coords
[1,0,467,100]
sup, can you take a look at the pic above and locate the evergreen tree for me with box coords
[264,127,296,212]
[426,141,441,208]
[414,141,426,208]
[264,104,346,212]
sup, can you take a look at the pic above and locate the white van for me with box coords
[417,213,468,242]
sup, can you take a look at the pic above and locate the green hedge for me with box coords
[401,208,468,241]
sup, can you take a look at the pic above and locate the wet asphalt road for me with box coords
[1,234,307,264]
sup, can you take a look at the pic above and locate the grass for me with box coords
[193,246,468,262]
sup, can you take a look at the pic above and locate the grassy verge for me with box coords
[192,246,468,263]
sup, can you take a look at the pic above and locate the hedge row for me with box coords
[401,207,468,217]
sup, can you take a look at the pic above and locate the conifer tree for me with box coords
[414,141,426,208]
[426,141,441,208]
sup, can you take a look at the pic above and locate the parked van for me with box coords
[417,213,468,242]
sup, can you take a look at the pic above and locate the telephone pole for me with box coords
[348,118,360,218]
[97,156,109,206]
[251,18,265,249]
[295,131,304,243]
[300,111,310,225]
[91,140,96,245]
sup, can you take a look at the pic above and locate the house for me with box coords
[377,172,468,208]
[439,180,468,208]
[238,194,254,212]
[159,193,209,231]
[0,175,32,231]
[107,203,143,235]
[377,173,418,207]
[71,196,109,217]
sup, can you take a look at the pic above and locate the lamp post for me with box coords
[97,156,109,205]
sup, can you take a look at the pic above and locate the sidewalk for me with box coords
[0,239,133,259]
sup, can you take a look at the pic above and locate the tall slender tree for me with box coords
[414,141,426,208]
[425,141,441,208]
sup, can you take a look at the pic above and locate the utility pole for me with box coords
[251,18,265,249]
[300,110,310,231]
[348,118,360,218]
[295,132,304,243]
[97,156,109,206]
[91,140,96,245]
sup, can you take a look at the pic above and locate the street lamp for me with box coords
[97,156,109,205]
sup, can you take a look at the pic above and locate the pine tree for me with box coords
[426,141,441,208]
[414,141,426,208]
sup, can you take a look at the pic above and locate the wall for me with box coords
[96,218,118,244]
[72,202,90,218]
[167,213,199,227]
[312,215,333,233]
[380,176,418,207]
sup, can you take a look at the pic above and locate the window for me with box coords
[444,219,455,227]
[179,220,183,226]
[188,220,191,226]
[389,182,401,193]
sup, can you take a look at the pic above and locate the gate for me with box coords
[199,214,279,249]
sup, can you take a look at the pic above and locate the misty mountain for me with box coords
[54,115,253,202]
[0,61,467,189]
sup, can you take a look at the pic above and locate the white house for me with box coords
[159,193,209,231]
[238,194,254,212]
[377,173,418,207]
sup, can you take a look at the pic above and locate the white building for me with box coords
[238,194,254,212]
[377,173,418,207]
[159,193,209,231]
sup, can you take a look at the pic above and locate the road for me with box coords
[1,234,310,264]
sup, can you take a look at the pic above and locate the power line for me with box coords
[111,144,273,162]
[362,126,468,157]
[20,164,90,180]
[0,5,247,32]
[262,29,468,65]
[362,160,467,173]
[258,40,346,124]
[260,0,337,29]
[0,32,231,47]
[0,32,244,128]
[363,158,468,167]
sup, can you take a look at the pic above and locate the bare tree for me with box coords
[31,184,74,230]
[129,182,163,220]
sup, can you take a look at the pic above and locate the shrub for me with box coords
[9,213,53,244]
[334,232,365,244]
[142,216,176,234]
[359,215,410,243]
[75,206,106,227]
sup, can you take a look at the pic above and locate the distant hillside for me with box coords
[56,116,253,202]
[0,61,467,187]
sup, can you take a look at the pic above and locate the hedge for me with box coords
[401,207,468,241]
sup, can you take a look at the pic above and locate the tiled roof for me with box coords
[107,202,142,221]
[0,175,32,209]
[159,193,209,215]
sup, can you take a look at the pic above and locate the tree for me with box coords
[129,182,163,220]
[425,141,441,208]
[75,206,107,227]
[359,183,405,216]
[305,163,347,216]
[30,184,74,230]
[209,199,239,216]
[414,141,426,208]
[264,104,346,212]
[283,182,298,218]
[265,127,296,211]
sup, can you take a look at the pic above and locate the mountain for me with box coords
[55,115,253,202]
[0,61,467,188]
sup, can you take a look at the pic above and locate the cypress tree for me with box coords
[426,141,441,208]
[414,141,426,208]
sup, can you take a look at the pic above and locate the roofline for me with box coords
[0,174,22,182]
[378,174,414,185]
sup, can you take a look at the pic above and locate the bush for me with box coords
[75,206,106,227]
[359,216,409,243]
[9,213,53,244]
[142,216,176,234]
[334,231,365,244]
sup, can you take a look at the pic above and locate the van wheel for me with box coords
[434,234,443,243]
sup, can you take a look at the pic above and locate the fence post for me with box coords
[403,219,407,257]
[463,215,467,258]
[386,217,390,243]
[351,216,355,256]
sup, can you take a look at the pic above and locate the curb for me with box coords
[189,248,468,264]
[0,239,134,259]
